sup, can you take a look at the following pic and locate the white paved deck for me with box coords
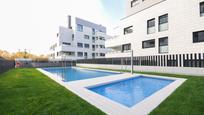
[37,68,186,115]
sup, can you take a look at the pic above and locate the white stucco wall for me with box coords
[49,16,110,60]
[106,0,204,58]
[77,63,204,76]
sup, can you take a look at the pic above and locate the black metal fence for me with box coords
[77,53,204,68]
[0,59,15,74]
[16,61,76,68]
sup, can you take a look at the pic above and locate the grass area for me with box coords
[0,68,105,115]
[78,66,204,115]
[1,67,204,115]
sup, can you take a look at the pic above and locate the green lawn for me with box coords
[1,68,204,115]
[0,68,105,115]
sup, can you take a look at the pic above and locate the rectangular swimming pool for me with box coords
[88,76,174,107]
[42,67,120,82]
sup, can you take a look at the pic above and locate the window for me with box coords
[77,43,83,48]
[124,26,133,35]
[62,51,75,56]
[95,37,98,40]
[159,14,168,32]
[77,24,83,32]
[72,34,74,41]
[84,52,88,59]
[99,45,105,48]
[193,30,204,43]
[72,34,74,38]
[84,44,90,48]
[159,37,168,53]
[62,42,71,46]
[100,53,105,56]
[99,37,105,40]
[92,37,95,43]
[92,53,95,58]
[131,0,139,7]
[84,35,89,39]
[92,45,95,51]
[147,18,155,34]
[200,2,204,17]
[77,52,83,57]
[122,44,131,52]
[92,28,95,35]
[142,39,155,48]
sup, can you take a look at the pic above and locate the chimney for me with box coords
[68,15,72,29]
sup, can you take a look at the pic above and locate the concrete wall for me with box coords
[77,64,204,76]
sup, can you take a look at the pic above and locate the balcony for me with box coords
[159,46,168,53]
[58,45,77,52]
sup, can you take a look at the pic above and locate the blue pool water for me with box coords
[88,76,174,107]
[43,67,119,82]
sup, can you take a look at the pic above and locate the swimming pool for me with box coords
[42,67,120,82]
[88,76,174,107]
[38,67,186,114]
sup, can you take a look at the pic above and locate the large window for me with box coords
[159,37,168,53]
[92,28,95,35]
[99,36,105,41]
[142,39,155,49]
[159,14,168,32]
[124,26,133,35]
[92,37,95,43]
[92,45,95,51]
[77,43,83,48]
[122,44,131,52]
[99,45,105,49]
[92,53,95,58]
[84,35,89,39]
[84,44,90,48]
[100,53,105,57]
[84,52,88,59]
[147,18,155,34]
[77,24,83,32]
[200,2,204,17]
[77,52,83,57]
[193,30,204,43]
[131,0,139,7]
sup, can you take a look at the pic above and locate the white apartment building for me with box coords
[106,0,204,58]
[49,15,110,60]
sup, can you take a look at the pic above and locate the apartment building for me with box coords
[49,15,109,60]
[106,0,204,57]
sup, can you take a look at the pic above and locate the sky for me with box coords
[0,0,125,55]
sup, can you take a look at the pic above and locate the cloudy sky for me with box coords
[0,0,125,55]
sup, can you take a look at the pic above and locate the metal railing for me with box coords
[0,59,15,74]
[77,53,204,68]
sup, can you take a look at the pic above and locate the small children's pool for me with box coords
[88,76,174,107]
[42,67,120,82]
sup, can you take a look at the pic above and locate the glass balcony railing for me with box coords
[159,23,168,32]
[159,46,168,53]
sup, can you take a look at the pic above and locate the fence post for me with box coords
[131,50,133,74]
